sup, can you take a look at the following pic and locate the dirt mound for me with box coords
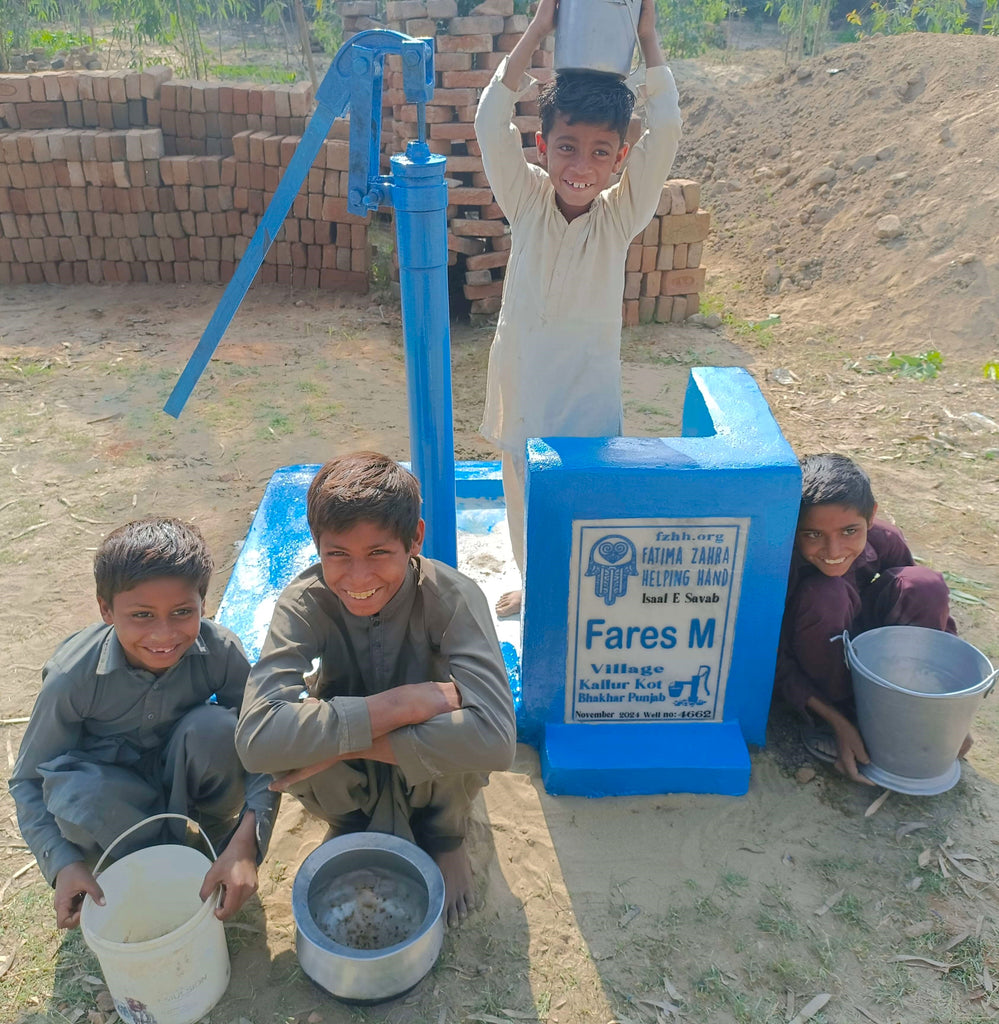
[672,32,999,361]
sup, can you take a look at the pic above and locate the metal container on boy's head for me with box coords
[554,0,643,79]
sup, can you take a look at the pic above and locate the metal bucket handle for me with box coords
[92,812,222,907]
[616,0,646,89]
[840,630,999,698]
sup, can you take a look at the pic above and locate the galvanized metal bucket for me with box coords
[843,626,997,794]
[554,0,643,78]
[293,832,445,1004]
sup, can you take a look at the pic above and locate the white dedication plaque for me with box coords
[566,518,749,723]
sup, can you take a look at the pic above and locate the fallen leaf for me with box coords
[854,1006,887,1024]
[941,848,990,883]
[890,955,952,972]
[895,821,929,841]
[907,876,923,891]
[662,974,681,1001]
[814,889,845,916]
[788,992,831,1024]
[638,998,680,1018]
[936,931,971,953]
[864,789,891,817]
[918,848,933,868]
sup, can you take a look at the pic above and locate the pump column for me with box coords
[390,141,457,567]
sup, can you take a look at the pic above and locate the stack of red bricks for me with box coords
[0,71,368,289]
[624,180,708,326]
[0,68,166,131]
[370,0,551,316]
[348,0,708,322]
[156,78,313,157]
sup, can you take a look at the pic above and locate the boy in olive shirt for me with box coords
[236,453,516,926]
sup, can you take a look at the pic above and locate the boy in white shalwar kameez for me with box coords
[474,0,683,617]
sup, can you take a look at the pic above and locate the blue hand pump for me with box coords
[163,31,458,566]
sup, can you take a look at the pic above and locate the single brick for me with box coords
[0,76,31,102]
[662,267,706,296]
[659,210,710,246]
[436,33,493,52]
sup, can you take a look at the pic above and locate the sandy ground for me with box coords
[2,28,999,1024]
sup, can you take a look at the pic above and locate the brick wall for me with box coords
[0,70,368,288]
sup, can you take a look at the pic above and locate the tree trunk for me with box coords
[292,0,318,92]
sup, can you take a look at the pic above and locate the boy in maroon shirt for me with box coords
[775,453,961,783]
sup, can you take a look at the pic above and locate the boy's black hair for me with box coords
[95,517,214,604]
[538,70,635,144]
[799,453,877,522]
[307,452,422,550]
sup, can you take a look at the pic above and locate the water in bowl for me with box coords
[312,866,428,950]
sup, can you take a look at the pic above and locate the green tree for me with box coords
[0,0,59,71]
[655,0,731,56]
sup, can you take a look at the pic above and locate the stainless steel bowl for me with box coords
[292,832,445,1003]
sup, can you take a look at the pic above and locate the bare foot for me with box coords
[959,732,973,759]
[495,589,522,618]
[434,844,475,928]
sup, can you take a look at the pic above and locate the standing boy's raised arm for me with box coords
[637,0,665,69]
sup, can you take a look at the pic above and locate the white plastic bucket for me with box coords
[80,813,231,1024]
[555,0,643,78]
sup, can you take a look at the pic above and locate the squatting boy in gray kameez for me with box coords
[235,453,516,927]
[9,518,278,929]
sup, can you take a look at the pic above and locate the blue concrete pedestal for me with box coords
[543,720,752,796]
[520,366,801,798]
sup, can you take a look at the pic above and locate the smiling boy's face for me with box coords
[795,502,877,577]
[537,114,628,220]
[99,576,203,674]
[318,519,425,616]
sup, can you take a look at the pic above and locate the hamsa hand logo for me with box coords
[586,534,637,606]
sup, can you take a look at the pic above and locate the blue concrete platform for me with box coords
[542,720,752,797]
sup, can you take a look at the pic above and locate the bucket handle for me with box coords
[841,630,999,698]
[92,813,221,906]
[981,666,999,697]
[615,0,646,91]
